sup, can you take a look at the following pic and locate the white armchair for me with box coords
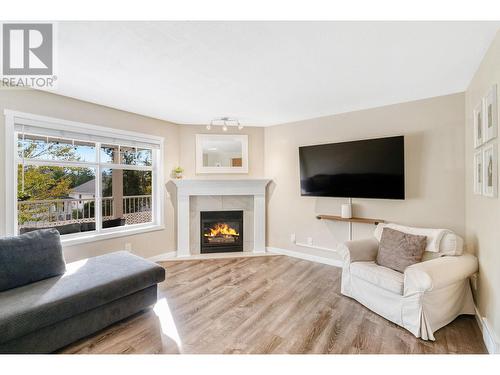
[339,223,478,341]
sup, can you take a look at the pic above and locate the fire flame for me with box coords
[204,223,239,237]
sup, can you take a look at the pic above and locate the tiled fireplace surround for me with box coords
[191,195,253,254]
[169,179,271,257]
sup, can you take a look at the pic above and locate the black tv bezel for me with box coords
[298,135,405,200]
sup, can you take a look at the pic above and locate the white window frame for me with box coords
[4,109,165,246]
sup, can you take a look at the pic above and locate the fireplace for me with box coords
[200,210,243,253]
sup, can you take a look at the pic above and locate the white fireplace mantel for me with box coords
[168,179,271,257]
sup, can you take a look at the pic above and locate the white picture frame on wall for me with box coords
[473,99,484,148]
[484,84,498,143]
[483,144,497,198]
[474,150,483,195]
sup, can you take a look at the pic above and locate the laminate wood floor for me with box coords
[59,255,486,354]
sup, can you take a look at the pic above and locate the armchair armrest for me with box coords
[404,253,478,295]
[338,237,379,266]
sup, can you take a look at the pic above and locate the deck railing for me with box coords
[123,195,152,214]
[18,195,152,229]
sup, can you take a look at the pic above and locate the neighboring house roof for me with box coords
[71,179,95,195]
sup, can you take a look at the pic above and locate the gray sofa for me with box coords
[0,229,165,353]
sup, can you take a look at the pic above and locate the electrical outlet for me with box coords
[125,243,132,252]
[290,233,296,243]
[307,237,313,246]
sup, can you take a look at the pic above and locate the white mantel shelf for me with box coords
[167,178,272,258]
[169,178,271,196]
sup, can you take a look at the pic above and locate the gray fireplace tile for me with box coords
[222,195,254,211]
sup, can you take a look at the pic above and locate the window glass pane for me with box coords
[136,148,152,166]
[17,164,96,235]
[101,168,153,228]
[100,144,119,164]
[120,146,136,165]
[17,134,96,162]
[100,145,152,166]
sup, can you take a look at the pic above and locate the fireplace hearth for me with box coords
[200,210,243,253]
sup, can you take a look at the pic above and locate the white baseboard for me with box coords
[475,306,500,354]
[294,241,339,253]
[148,251,177,262]
[267,246,343,267]
[148,251,274,262]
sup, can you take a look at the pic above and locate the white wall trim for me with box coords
[3,109,165,144]
[61,224,165,247]
[294,241,339,253]
[267,246,343,268]
[148,251,178,262]
[475,306,500,354]
[147,250,275,262]
[4,111,16,235]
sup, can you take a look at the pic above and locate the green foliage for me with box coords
[18,165,95,201]
[18,138,95,201]
[17,139,96,225]
[124,170,152,196]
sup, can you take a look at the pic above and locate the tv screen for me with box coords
[299,136,405,199]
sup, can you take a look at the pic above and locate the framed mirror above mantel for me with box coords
[195,134,249,174]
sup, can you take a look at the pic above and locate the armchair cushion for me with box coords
[350,261,404,295]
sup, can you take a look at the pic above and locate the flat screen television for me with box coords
[299,136,405,199]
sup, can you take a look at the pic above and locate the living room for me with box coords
[1,1,500,373]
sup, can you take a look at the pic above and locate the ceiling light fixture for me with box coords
[208,117,243,132]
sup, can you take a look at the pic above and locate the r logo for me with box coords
[2,23,53,75]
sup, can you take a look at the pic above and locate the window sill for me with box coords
[60,224,165,247]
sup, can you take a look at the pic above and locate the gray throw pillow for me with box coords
[376,227,427,273]
[0,229,66,292]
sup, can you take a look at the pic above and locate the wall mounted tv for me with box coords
[299,136,405,199]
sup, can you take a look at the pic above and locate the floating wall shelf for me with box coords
[316,214,384,225]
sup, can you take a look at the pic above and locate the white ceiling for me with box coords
[46,21,500,126]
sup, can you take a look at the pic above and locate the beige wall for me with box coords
[264,93,466,258]
[465,30,500,340]
[0,89,179,262]
[178,125,265,178]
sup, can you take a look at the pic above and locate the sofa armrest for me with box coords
[404,253,478,295]
[338,237,379,266]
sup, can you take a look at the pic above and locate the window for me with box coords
[4,110,164,244]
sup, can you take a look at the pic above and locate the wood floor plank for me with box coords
[59,256,487,354]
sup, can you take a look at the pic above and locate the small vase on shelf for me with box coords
[341,203,352,219]
[173,167,184,179]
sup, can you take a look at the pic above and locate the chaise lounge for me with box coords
[0,229,165,353]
